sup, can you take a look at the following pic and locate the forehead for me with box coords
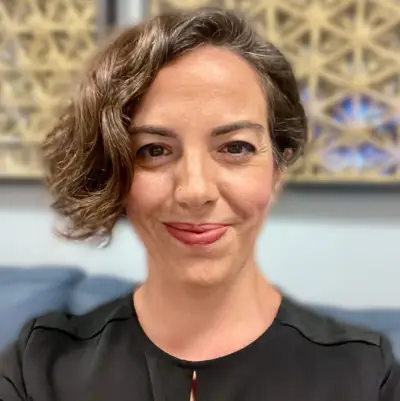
[133,46,267,127]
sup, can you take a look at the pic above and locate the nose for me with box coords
[174,151,218,210]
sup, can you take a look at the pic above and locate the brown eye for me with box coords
[136,144,170,158]
[220,141,256,155]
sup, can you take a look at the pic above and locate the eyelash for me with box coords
[219,141,256,155]
[135,141,256,164]
[135,144,171,160]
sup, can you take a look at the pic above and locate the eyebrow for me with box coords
[211,121,265,136]
[130,120,266,137]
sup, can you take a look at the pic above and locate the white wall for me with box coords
[1,183,399,308]
[0,1,399,309]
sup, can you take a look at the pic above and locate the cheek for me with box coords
[222,162,275,217]
[126,171,171,218]
[242,175,274,212]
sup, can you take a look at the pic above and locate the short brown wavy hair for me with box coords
[42,7,308,241]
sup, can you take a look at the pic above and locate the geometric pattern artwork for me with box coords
[0,0,97,178]
[150,0,400,183]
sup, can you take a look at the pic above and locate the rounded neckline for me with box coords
[129,293,287,370]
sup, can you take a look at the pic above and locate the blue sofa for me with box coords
[1,266,400,360]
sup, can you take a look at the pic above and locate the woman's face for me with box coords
[127,45,280,287]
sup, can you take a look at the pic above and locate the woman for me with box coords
[0,7,399,401]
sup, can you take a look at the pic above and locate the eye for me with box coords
[219,141,256,155]
[136,144,171,159]
[134,144,173,167]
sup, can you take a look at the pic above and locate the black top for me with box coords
[1,294,399,401]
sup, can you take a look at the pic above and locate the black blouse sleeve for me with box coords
[0,320,34,401]
[379,336,400,401]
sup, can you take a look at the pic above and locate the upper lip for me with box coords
[163,222,228,233]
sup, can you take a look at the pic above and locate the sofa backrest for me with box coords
[1,266,400,361]
[0,267,133,350]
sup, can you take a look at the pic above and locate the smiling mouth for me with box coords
[163,222,229,246]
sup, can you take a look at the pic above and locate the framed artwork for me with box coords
[0,0,98,179]
[150,0,400,184]
[1,1,399,183]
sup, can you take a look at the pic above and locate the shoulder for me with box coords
[1,294,134,371]
[0,295,136,400]
[276,296,397,387]
[28,294,134,341]
[276,296,382,348]
[265,296,400,399]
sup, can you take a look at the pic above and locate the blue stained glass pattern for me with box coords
[325,143,390,172]
[300,91,399,175]
[332,96,397,128]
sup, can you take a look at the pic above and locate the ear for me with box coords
[271,167,284,203]
[271,147,293,203]
[272,148,293,198]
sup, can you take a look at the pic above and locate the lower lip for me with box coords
[163,224,228,246]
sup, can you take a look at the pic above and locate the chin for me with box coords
[176,258,236,288]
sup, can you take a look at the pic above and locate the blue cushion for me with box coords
[315,307,400,333]
[0,266,84,350]
[386,330,400,361]
[68,275,134,315]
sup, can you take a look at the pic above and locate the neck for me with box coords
[134,259,281,361]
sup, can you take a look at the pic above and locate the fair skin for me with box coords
[126,45,282,363]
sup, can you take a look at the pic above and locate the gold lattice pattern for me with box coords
[0,0,96,178]
[151,0,400,183]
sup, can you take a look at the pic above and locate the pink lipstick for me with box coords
[163,222,228,246]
